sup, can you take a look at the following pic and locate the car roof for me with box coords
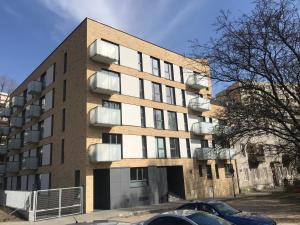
[162,209,199,217]
[192,200,223,204]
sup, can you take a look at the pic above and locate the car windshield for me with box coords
[209,202,240,216]
[187,212,232,225]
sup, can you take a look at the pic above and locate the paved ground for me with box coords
[3,191,300,225]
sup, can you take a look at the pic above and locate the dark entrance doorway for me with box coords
[166,166,185,199]
[94,169,110,209]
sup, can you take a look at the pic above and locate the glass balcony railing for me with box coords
[89,107,121,127]
[89,143,121,162]
[28,81,42,95]
[6,161,20,173]
[194,147,235,160]
[89,39,119,64]
[191,122,216,135]
[21,157,39,170]
[7,138,22,150]
[186,73,209,89]
[188,97,210,112]
[90,71,120,94]
[0,107,11,117]
[0,127,10,136]
[25,105,41,118]
[24,130,40,145]
[0,145,7,155]
[11,96,25,108]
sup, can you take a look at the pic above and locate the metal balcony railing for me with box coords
[89,143,121,162]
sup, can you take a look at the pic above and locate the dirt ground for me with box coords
[0,206,22,223]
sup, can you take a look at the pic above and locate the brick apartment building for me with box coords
[0,18,239,212]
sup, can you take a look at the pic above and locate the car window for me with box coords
[197,204,215,214]
[149,216,191,225]
[180,204,197,210]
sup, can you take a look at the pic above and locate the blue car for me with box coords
[177,200,276,225]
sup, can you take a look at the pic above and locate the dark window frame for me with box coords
[140,106,146,128]
[153,109,164,129]
[170,138,180,158]
[152,82,162,102]
[151,57,161,76]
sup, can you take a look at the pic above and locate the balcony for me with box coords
[186,73,209,89]
[0,107,11,117]
[28,80,42,95]
[6,161,19,173]
[10,117,23,128]
[89,107,121,127]
[194,148,235,160]
[11,96,25,108]
[24,130,40,145]
[89,143,121,162]
[90,71,120,94]
[25,105,41,118]
[21,157,39,170]
[0,127,10,136]
[191,122,216,135]
[0,164,5,174]
[0,145,7,155]
[188,97,210,112]
[89,39,119,64]
[7,138,21,150]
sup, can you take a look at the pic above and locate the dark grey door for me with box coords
[94,169,110,209]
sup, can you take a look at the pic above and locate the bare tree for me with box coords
[191,0,300,169]
[0,75,17,104]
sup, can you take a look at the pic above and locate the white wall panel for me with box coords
[162,85,167,103]
[46,64,54,87]
[173,65,181,82]
[121,74,139,98]
[45,90,53,111]
[165,138,171,158]
[145,107,154,128]
[120,46,139,70]
[177,113,185,131]
[144,80,152,100]
[122,135,142,158]
[160,60,164,78]
[164,111,168,130]
[180,139,188,158]
[175,88,183,106]
[41,144,51,165]
[122,103,141,127]
[183,68,193,83]
[147,136,156,158]
[142,54,151,73]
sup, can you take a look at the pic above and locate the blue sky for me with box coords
[0,0,254,93]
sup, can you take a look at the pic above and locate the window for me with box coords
[170,138,180,158]
[40,96,46,112]
[62,108,66,131]
[166,86,176,104]
[199,116,205,122]
[180,66,184,83]
[38,120,44,138]
[103,100,121,109]
[201,140,209,148]
[64,52,67,73]
[215,164,219,179]
[151,57,160,76]
[63,80,67,101]
[207,165,213,180]
[152,82,162,102]
[74,170,80,187]
[139,79,144,99]
[140,106,146,128]
[225,164,233,178]
[153,109,164,129]
[198,165,203,177]
[186,139,191,158]
[102,133,122,144]
[156,137,166,158]
[168,111,177,131]
[138,52,143,71]
[40,72,46,89]
[142,136,147,158]
[164,62,173,80]
[130,167,148,187]
[23,89,27,104]
[209,117,213,123]
[212,140,216,148]
[184,113,188,131]
[181,90,186,106]
[61,139,64,164]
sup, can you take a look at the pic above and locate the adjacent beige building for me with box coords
[1,18,239,212]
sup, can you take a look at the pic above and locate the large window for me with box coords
[215,164,220,179]
[142,136,147,158]
[201,140,209,148]
[63,80,67,101]
[74,170,80,187]
[166,86,176,104]
[138,52,143,71]
[61,139,64,164]
[62,108,66,131]
[153,109,164,129]
[206,165,213,180]
[40,96,46,112]
[102,133,122,144]
[139,79,144,99]
[168,111,178,131]
[170,138,180,158]
[140,106,146,128]
[40,72,46,89]
[184,113,188,131]
[156,137,166,158]
[103,100,121,109]
[151,57,160,76]
[186,139,191,158]
[225,164,233,178]
[152,82,162,102]
[64,52,68,74]
[198,165,203,177]
[180,66,184,83]
[181,90,186,106]
[130,167,148,187]
[164,62,173,80]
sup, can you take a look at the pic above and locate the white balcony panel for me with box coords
[89,144,121,162]
[10,117,23,128]
[22,157,39,170]
[186,74,209,89]
[90,71,120,94]
[89,39,119,64]
[28,81,42,95]
[142,54,151,74]
[194,148,235,160]
[26,105,41,118]
[121,74,139,98]
[0,145,7,155]
[120,46,139,70]
[188,97,210,112]
[6,161,19,173]
[11,96,24,108]
[89,107,121,127]
[122,135,142,158]
[24,130,40,144]
[0,108,11,117]
[173,65,181,83]
[0,127,10,136]
[191,122,216,135]
[122,103,141,127]
[0,164,5,174]
[144,80,152,100]
[8,138,21,150]
[179,139,188,158]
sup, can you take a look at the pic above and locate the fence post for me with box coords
[33,191,37,221]
[58,188,62,217]
[80,186,83,214]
